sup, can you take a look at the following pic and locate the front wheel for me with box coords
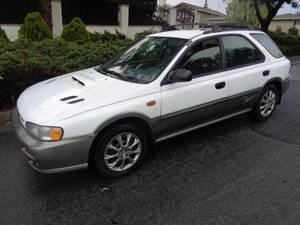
[251,85,279,121]
[92,124,148,178]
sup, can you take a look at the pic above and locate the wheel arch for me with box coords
[88,113,158,165]
[260,77,283,104]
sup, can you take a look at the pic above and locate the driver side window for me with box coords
[176,38,222,77]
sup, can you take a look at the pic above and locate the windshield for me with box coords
[96,37,187,84]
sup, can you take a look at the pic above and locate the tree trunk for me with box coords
[252,0,285,34]
[260,21,269,33]
[37,0,52,28]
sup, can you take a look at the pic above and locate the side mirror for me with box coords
[168,69,192,83]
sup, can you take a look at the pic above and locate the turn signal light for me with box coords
[49,128,63,141]
[146,100,156,107]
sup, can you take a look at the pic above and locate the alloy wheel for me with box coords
[103,132,142,172]
[259,90,276,117]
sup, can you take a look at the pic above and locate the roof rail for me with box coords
[164,23,258,33]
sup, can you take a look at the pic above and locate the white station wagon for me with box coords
[13,25,290,177]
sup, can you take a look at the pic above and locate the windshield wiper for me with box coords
[99,67,123,79]
[107,70,122,78]
[100,67,144,84]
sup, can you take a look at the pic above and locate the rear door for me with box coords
[220,34,267,111]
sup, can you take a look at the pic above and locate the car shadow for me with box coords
[27,113,256,190]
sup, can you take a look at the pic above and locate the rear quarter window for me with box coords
[251,33,283,58]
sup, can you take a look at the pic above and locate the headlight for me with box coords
[26,122,64,141]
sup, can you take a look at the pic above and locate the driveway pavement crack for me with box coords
[251,126,300,147]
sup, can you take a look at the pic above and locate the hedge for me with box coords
[270,32,300,57]
[0,37,133,108]
[61,17,90,42]
[0,26,9,42]
[18,12,52,41]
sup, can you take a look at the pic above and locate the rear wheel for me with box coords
[251,85,279,121]
[93,124,148,178]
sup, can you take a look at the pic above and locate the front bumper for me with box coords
[12,110,95,173]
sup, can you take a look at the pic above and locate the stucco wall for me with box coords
[0,24,20,41]
[86,25,122,34]
[199,11,221,23]
[1,24,162,41]
[269,20,293,33]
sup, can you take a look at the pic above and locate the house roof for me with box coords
[273,13,300,20]
[171,2,225,17]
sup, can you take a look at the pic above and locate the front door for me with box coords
[160,37,229,138]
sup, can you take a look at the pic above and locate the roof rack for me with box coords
[164,23,257,33]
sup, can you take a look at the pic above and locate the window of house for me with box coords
[176,38,222,77]
[292,20,300,29]
[221,35,263,68]
[251,33,283,58]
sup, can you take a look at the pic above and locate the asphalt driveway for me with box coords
[0,65,300,225]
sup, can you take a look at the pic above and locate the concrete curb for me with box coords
[289,56,300,65]
[0,110,14,135]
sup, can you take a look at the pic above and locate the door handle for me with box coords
[263,70,270,76]
[215,82,226,89]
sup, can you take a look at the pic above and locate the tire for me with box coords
[251,84,279,122]
[92,124,148,178]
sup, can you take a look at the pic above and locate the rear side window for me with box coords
[221,35,264,69]
[251,33,283,58]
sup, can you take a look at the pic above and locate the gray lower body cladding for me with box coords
[12,110,95,173]
[154,89,260,140]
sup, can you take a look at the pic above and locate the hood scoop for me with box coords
[60,96,77,101]
[72,76,85,86]
[60,96,85,104]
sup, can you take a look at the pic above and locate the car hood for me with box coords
[17,68,144,124]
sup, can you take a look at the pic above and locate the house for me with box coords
[0,0,161,40]
[168,1,225,25]
[269,13,300,33]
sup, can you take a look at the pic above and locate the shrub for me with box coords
[0,37,133,108]
[0,49,52,107]
[270,31,300,56]
[18,12,52,41]
[0,26,9,42]
[61,17,90,42]
[275,26,282,34]
[134,30,155,41]
[288,26,298,36]
[90,30,127,43]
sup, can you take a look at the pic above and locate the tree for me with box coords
[226,0,266,27]
[252,0,299,32]
[37,0,52,28]
[225,0,299,32]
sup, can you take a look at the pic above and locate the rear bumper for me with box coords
[12,110,95,174]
